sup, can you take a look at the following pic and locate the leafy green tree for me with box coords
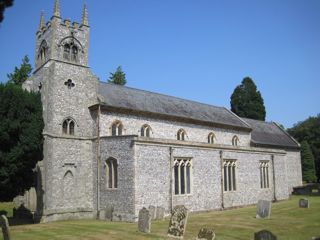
[230,77,266,120]
[108,66,127,86]
[300,141,317,183]
[0,83,44,201]
[0,0,14,23]
[288,114,320,182]
[7,55,32,85]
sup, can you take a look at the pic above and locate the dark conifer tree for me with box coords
[108,66,127,86]
[300,141,317,183]
[7,55,32,85]
[230,77,266,121]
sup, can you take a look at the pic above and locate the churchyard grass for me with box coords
[0,202,14,217]
[1,195,319,240]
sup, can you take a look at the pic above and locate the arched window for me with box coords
[37,40,48,67]
[174,158,192,195]
[62,118,75,135]
[208,132,215,144]
[260,161,270,189]
[223,160,237,191]
[71,46,78,62]
[232,135,239,146]
[63,44,70,60]
[111,121,123,136]
[177,129,187,141]
[106,158,118,189]
[141,124,152,137]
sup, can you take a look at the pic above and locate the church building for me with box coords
[23,0,302,222]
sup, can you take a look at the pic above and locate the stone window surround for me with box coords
[174,157,193,196]
[232,135,239,146]
[177,129,188,141]
[105,157,118,189]
[208,132,216,144]
[62,117,76,135]
[140,124,152,137]
[223,159,237,192]
[111,120,124,136]
[260,161,270,189]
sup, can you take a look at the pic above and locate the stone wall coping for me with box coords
[44,208,94,216]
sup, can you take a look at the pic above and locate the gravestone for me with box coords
[196,227,215,240]
[299,198,309,208]
[155,206,165,220]
[256,200,272,219]
[149,205,156,220]
[105,205,114,221]
[0,215,11,240]
[167,205,188,238]
[311,237,320,240]
[138,207,151,233]
[254,230,277,240]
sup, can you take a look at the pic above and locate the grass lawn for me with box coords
[1,195,319,240]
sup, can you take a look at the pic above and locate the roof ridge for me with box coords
[241,117,274,125]
[272,122,301,147]
[99,81,226,110]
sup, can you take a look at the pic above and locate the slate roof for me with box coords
[242,117,300,149]
[97,82,251,130]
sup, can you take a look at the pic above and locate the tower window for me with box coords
[37,40,48,68]
[111,121,123,136]
[63,43,78,63]
[62,118,76,135]
[177,129,187,141]
[141,124,152,137]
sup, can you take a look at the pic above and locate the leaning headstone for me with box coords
[167,205,188,238]
[256,200,272,219]
[149,205,156,220]
[138,207,151,233]
[155,206,165,220]
[196,227,215,240]
[311,236,320,240]
[0,215,11,240]
[254,230,277,240]
[299,198,309,208]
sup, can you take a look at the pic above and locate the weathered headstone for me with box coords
[0,215,11,240]
[167,205,188,238]
[254,230,277,240]
[299,198,309,208]
[105,205,114,221]
[138,207,151,233]
[155,206,165,220]
[149,205,156,220]
[311,236,320,240]
[256,200,272,219]
[196,227,215,240]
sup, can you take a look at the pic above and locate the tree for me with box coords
[0,83,44,201]
[300,141,317,183]
[0,0,14,23]
[7,55,32,85]
[230,77,266,121]
[288,114,320,182]
[108,66,127,86]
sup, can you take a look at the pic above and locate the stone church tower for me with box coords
[24,0,99,221]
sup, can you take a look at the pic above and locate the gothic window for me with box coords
[63,44,70,60]
[232,135,239,146]
[62,118,75,135]
[141,124,152,137]
[260,161,270,188]
[63,42,79,63]
[37,40,48,67]
[63,171,74,207]
[177,129,187,141]
[111,121,123,136]
[106,158,118,189]
[223,160,237,191]
[208,132,215,144]
[174,158,192,195]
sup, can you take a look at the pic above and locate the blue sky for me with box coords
[0,0,319,128]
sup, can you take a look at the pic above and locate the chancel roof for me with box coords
[242,118,300,149]
[97,82,251,130]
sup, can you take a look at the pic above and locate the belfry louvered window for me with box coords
[62,118,75,135]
